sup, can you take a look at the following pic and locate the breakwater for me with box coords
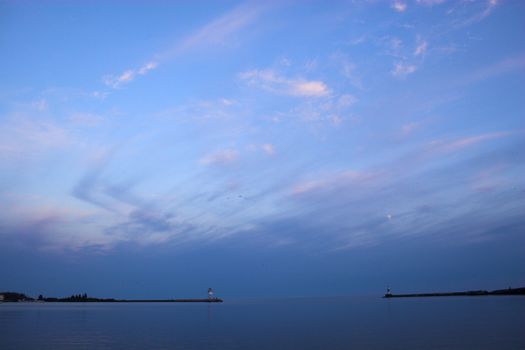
[384,287,525,298]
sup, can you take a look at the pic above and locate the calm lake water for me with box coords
[1,296,524,349]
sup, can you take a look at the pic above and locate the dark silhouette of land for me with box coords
[0,292,34,302]
[384,287,525,298]
[0,292,222,303]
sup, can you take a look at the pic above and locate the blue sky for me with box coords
[1,0,524,299]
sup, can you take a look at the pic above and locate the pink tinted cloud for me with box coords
[200,149,239,165]
[0,117,72,160]
[430,131,514,153]
[291,170,380,196]
[239,69,330,97]
[463,54,525,85]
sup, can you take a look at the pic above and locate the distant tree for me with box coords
[38,294,43,301]
[1,292,29,302]
[82,293,87,300]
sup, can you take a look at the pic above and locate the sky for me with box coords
[0,0,524,299]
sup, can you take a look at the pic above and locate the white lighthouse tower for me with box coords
[208,288,214,300]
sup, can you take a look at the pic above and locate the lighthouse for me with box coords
[208,288,214,300]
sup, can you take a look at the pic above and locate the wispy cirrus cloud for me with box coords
[270,92,358,129]
[0,197,110,252]
[31,98,47,111]
[246,143,276,156]
[332,53,364,90]
[391,1,407,13]
[427,131,517,154]
[289,130,518,198]
[200,149,239,166]
[174,2,265,54]
[291,170,379,196]
[68,112,104,127]
[399,121,425,138]
[239,69,331,97]
[104,208,195,246]
[0,116,72,160]
[103,3,268,90]
[278,129,524,250]
[71,148,132,214]
[391,61,417,77]
[416,0,446,5]
[414,38,428,56]
[261,143,275,156]
[103,61,158,89]
[461,53,525,85]
[454,0,499,28]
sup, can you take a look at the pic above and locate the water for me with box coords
[1,296,524,349]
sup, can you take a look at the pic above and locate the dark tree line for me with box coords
[2,291,120,303]
[34,293,90,302]
[0,292,33,302]
[64,293,89,301]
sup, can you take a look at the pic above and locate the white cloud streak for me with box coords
[461,53,525,85]
[291,170,379,196]
[428,131,516,153]
[416,0,446,5]
[392,1,407,12]
[391,62,417,77]
[200,149,239,166]
[414,39,428,56]
[175,3,264,53]
[261,144,275,155]
[239,69,330,97]
[0,116,72,160]
[456,0,499,28]
[103,3,267,90]
[138,61,158,75]
[103,61,158,89]
[31,98,47,111]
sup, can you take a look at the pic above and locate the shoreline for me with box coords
[384,287,525,298]
[0,290,223,303]
[0,298,223,303]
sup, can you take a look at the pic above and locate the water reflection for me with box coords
[1,297,524,350]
